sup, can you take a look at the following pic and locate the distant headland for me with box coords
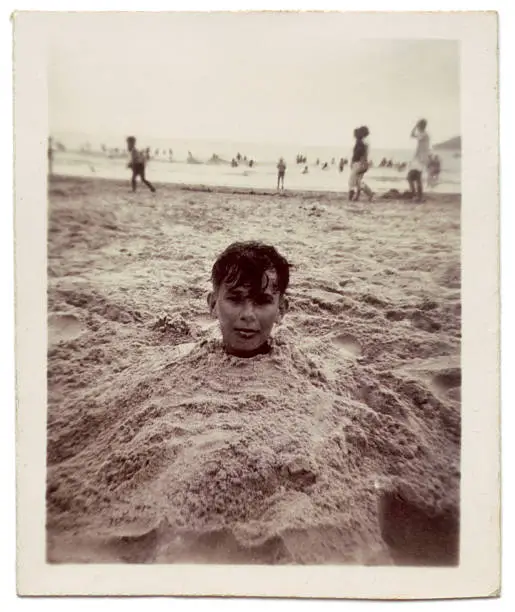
[434,136,461,151]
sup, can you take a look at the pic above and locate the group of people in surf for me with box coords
[231,154,255,168]
[50,124,441,201]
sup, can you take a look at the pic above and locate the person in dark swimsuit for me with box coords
[348,126,374,202]
[126,136,156,193]
[277,158,286,190]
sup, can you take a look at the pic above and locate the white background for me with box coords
[2,0,512,610]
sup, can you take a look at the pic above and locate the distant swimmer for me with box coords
[349,125,374,202]
[302,165,309,174]
[277,157,286,190]
[322,162,329,170]
[126,136,156,193]
[339,158,345,173]
[316,158,320,166]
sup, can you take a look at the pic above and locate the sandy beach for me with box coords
[46,175,461,565]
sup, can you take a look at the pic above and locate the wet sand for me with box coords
[46,175,461,565]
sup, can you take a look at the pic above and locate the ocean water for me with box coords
[50,134,461,194]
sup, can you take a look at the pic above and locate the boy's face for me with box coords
[208,269,286,357]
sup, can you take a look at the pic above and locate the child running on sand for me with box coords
[126,136,156,193]
[277,158,286,190]
[349,126,374,202]
[207,241,290,358]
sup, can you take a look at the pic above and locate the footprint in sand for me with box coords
[431,369,461,401]
[332,333,362,357]
[410,311,441,333]
[385,309,406,322]
[194,314,217,331]
[48,313,85,345]
[105,520,166,563]
[378,488,459,566]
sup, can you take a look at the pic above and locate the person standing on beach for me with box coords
[126,136,156,193]
[407,119,430,202]
[277,158,286,191]
[348,126,374,202]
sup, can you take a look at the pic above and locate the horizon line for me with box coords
[49,129,461,151]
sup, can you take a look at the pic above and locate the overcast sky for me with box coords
[48,13,460,149]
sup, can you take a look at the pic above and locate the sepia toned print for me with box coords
[15,10,499,599]
[46,19,461,565]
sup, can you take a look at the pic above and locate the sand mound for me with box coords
[46,177,461,565]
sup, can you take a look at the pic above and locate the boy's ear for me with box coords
[207,291,217,317]
[276,296,289,323]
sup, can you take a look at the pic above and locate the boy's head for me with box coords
[208,241,290,357]
[417,119,427,131]
[126,136,136,151]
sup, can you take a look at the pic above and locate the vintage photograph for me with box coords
[45,12,461,566]
[14,9,500,599]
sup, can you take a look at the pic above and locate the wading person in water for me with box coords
[407,119,430,202]
[207,241,290,358]
[277,158,286,190]
[427,153,441,188]
[126,136,156,193]
[348,126,374,202]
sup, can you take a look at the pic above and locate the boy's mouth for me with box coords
[234,328,259,339]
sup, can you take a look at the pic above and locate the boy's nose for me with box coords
[239,300,257,322]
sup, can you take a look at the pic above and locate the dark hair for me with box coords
[417,119,427,130]
[211,241,291,295]
[127,136,136,145]
[354,125,370,140]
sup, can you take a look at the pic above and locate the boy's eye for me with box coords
[256,295,274,305]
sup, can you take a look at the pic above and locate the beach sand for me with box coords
[46,175,461,565]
